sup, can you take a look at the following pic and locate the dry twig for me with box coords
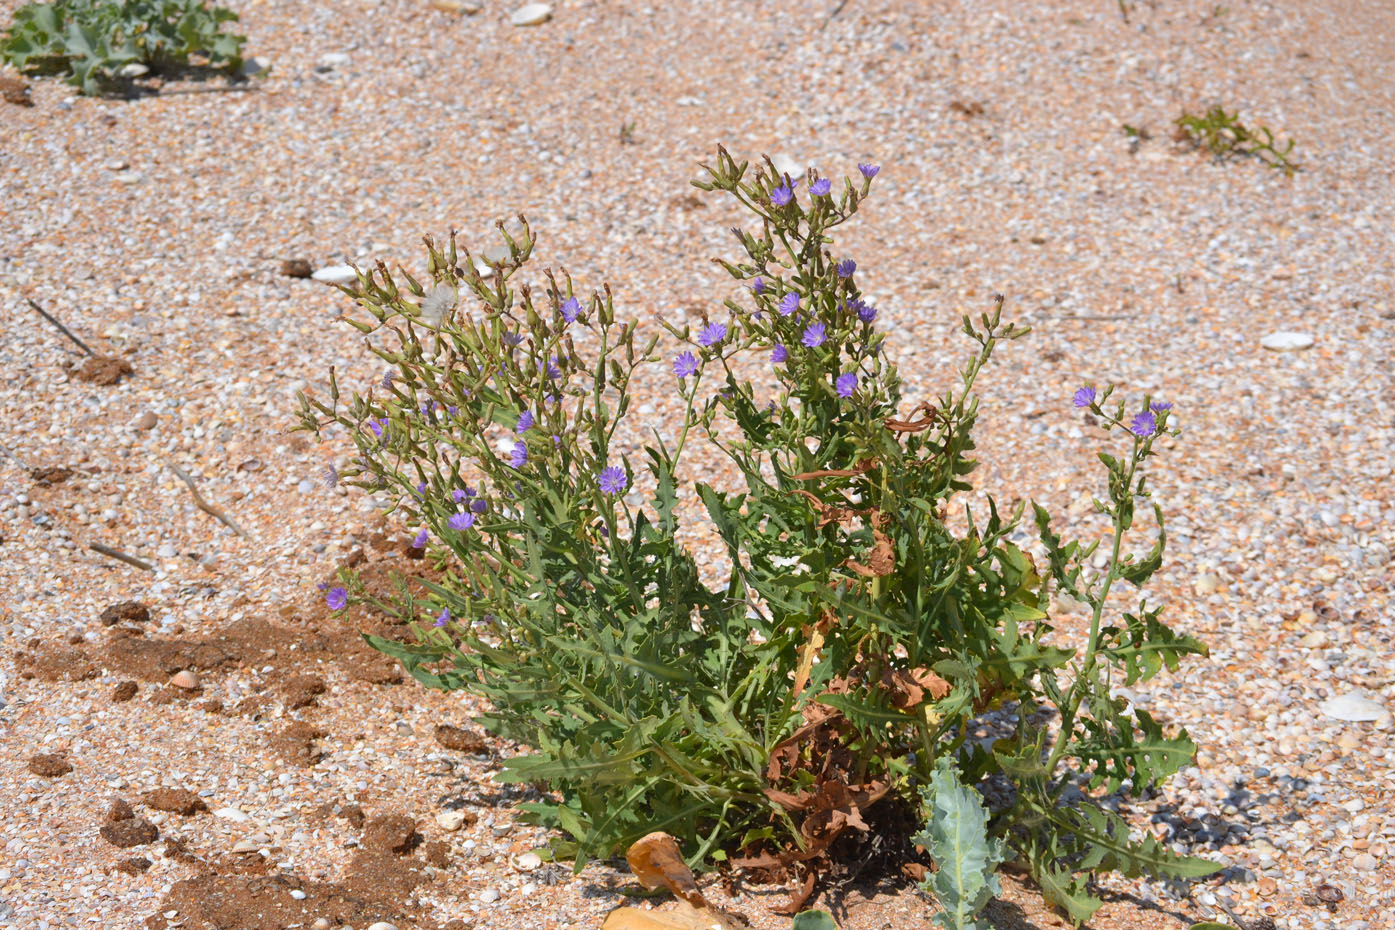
[168,464,249,537]
[25,298,95,356]
[89,542,154,572]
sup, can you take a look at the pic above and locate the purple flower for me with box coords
[810,177,831,197]
[433,607,451,628]
[752,277,766,294]
[837,259,856,278]
[452,488,469,503]
[381,370,396,388]
[544,357,562,380]
[673,351,698,378]
[849,298,877,323]
[469,498,487,514]
[326,586,348,611]
[770,182,794,207]
[509,442,529,468]
[503,331,524,347]
[778,293,800,317]
[1150,401,1173,413]
[448,405,459,417]
[801,322,826,348]
[1073,386,1096,408]
[771,344,789,364]
[858,163,880,179]
[412,528,430,548]
[1130,411,1157,437]
[366,417,387,439]
[321,465,339,489]
[597,466,628,496]
[698,322,727,347]
[517,410,535,433]
[414,481,427,499]
[448,512,476,531]
[835,372,858,397]
[560,297,582,322]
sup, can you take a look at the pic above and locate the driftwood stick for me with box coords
[25,298,95,356]
[89,542,154,572]
[0,441,31,471]
[169,464,249,537]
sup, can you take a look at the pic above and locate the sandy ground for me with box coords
[1,0,1392,928]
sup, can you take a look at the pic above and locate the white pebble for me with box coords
[510,3,551,26]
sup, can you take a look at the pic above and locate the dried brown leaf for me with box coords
[627,832,708,909]
[882,667,952,709]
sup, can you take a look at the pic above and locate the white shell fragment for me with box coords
[511,3,551,26]
[1259,331,1314,351]
[1319,692,1392,723]
[311,264,359,285]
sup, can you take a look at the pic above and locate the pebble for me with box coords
[1259,331,1315,351]
[317,52,351,71]
[239,56,271,77]
[430,0,482,11]
[366,923,399,930]
[135,411,157,430]
[169,670,200,690]
[231,833,270,853]
[313,920,331,930]
[311,264,359,285]
[1319,692,1392,723]
[513,851,542,872]
[214,807,250,822]
[1353,853,1379,871]
[289,889,307,900]
[510,3,551,26]
[479,888,500,903]
[436,810,467,832]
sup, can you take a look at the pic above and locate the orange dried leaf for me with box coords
[627,832,708,909]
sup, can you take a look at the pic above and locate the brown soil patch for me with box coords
[433,723,486,753]
[116,857,152,875]
[147,841,438,930]
[27,753,73,777]
[0,74,32,107]
[16,642,98,681]
[74,355,134,385]
[101,818,159,849]
[107,797,135,822]
[361,812,421,855]
[280,672,326,708]
[29,465,74,485]
[143,788,208,816]
[280,258,313,278]
[112,680,138,702]
[100,601,150,626]
[273,721,326,767]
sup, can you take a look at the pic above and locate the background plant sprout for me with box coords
[296,146,1218,926]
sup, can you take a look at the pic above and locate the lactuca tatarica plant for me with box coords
[295,146,1216,925]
